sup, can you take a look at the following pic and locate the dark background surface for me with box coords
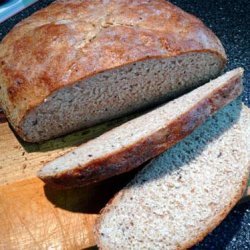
[0,0,249,249]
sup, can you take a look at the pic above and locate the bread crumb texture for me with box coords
[97,100,250,249]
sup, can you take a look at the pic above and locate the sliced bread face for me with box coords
[95,100,250,250]
[38,68,243,188]
[20,52,223,142]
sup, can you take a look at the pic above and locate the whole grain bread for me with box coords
[38,68,243,188]
[95,100,250,250]
[0,0,226,142]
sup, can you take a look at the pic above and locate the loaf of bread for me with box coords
[0,0,226,142]
[95,100,250,249]
[38,68,243,188]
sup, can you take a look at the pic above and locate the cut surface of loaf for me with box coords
[95,100,250,250]
[0,0,226,142]
[38,68,243,188]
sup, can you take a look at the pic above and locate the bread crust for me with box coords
[38,70,243,188]
[0,0,226,135]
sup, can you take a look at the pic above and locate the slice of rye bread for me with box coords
[95,100,250,250]
[38,68,244,188]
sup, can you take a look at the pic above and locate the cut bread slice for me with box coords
[95,100,250,250]
[38,68,244,188]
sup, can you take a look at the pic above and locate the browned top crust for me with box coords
[0,0,226,128]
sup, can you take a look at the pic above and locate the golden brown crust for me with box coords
[39,71,242,188]
[0,0,226,131]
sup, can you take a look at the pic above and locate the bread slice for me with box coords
[0,0,226,142]
[38,68,244,188]
[95,100,250,250]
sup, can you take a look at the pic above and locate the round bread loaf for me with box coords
[0,0,226,142]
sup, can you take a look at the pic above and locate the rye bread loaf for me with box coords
[95,100,250,250]
[0,0,226,142]
[38,68,243,188]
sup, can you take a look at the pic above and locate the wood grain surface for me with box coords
[0,178,97,249]
[0,111,249,249]
[0,114,137,250]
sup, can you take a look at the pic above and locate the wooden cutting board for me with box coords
[0,112,249,250]
[0,114,139,249]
